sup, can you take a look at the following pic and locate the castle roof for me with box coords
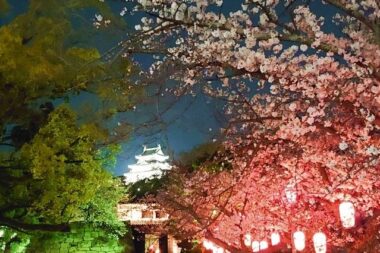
[135,144,169,162]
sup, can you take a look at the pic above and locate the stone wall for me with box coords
[26,224,129,253]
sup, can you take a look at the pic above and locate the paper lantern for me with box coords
[339,201,355,228]
[293,231,305,251]
[285,184,297,204]
[271,232,280,246]
[244,233,252,247]
[203,240,213,250]
[252,241,260,252]
[313,232,327,253]
[259,241,268,250]
[216,247,224,253]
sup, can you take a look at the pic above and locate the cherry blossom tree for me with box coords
[122,0,380,251]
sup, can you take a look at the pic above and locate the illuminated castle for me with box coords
[124,144,171,184]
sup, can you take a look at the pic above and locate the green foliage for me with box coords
[81,178,126,235]
[0,2,92,123]
[93,56,142,119]
[0,0,136,127]
[179,142,220,169]
[97,144,123,171]
[17,106,104,222]
[1,106,124,232]
[0,228,30,253]
[127,177,167,200]
[178,142,230,172]
[0,0,142,250]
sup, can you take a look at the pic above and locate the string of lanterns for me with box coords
[202,193,356,252]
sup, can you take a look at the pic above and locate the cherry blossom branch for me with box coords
[324,0,378,33]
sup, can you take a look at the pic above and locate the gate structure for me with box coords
[118,203,180,253]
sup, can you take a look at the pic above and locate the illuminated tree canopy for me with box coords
[0,106,124,231]
[124,0,380,251]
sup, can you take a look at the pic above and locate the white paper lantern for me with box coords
[313,232,327,253]
[339,201,355,228]
[271,232,280,246]
[252,241,260,252]
[203,240,213,250]
[285,184,297,204]
[293,231,305,251]
[244,233,252,247]
[259,240,269,250]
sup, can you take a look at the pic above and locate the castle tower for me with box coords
[124,144,171,184]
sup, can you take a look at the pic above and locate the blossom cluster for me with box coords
[126,0,380,251]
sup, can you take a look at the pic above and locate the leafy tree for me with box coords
[127,0,380,251]
[178,142,232,173]
[0,228,30,253]
[0,106,124,233]
[178,142,221,170]
[0,1,142,252]
[0,0,136,129]
[127,177,166,201]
